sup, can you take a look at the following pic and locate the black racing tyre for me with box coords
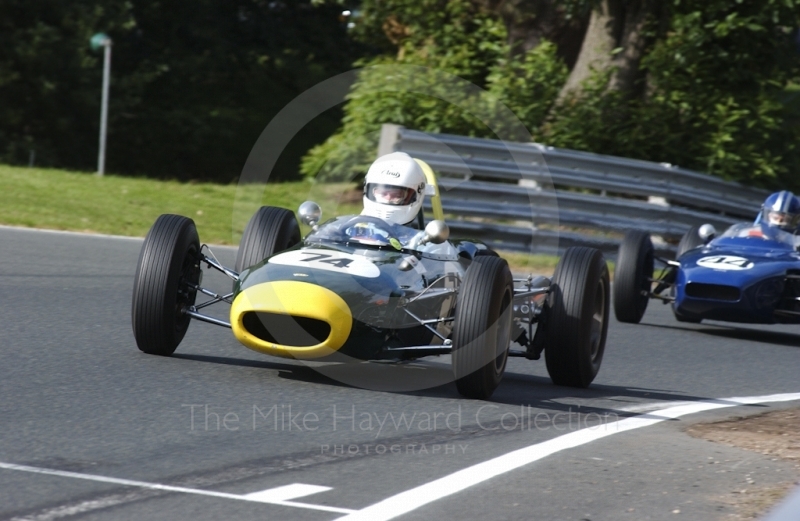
[544,247,610,388]
[673,226,704,323]
[613,230,654,324]
[474,247,499,257]
[132,214,201,356]
[452,256,514,400]
[235,206,301,272]
[676,225,704,259]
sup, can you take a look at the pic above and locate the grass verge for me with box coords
[0,164,358,244]
[0,164,610,273]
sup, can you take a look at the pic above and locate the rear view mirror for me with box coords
[698,224,716,243]
[423,220,449,245]
[298,201,322,228]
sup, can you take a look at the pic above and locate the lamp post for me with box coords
[90,33,112,176]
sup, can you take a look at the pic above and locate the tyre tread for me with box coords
[676,225,704,259]
[453,256,513,400]
[235,207,300,272]
[544,247,609,388]
[131,214,199,355]
[613,230,653,323]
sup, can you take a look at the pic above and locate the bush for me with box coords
[301,1,569,181]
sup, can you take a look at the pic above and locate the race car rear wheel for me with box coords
[613,230,654,323]
[132,214,200,356]
[235,206,301,272]
[452,256,513,400]
[544,247,610,388]
[676,225,704,259]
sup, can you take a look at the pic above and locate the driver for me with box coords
[345,221,391,245]
[361,151,427,227]
[756,191,800,232]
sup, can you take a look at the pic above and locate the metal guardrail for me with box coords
[379,124,771,256]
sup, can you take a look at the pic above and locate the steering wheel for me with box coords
[341,215,400,247]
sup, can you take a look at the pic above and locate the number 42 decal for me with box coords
[696,255,754,270]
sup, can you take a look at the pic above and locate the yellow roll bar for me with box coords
[413,158,444,221]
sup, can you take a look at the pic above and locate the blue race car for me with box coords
[613,222,800,324]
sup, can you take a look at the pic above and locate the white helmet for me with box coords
[362,152,427,226]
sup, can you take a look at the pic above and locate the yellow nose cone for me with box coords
[230,281,352,359]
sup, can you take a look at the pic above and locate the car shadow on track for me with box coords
[637,321,800,348]
[172,353,354,388]
[171,354,771,418]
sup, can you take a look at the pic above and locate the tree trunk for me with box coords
[559,0,618,97]
[558,0,662,100]
[479,0,589,70]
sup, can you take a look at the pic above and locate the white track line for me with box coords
[334,392,800,521]
[0,224,238,251]
[0,225,143,242]
[0,462,354,515]
[244,483,332,502]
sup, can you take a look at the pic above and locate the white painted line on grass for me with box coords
[244,483,332,502]
[334,392,800,521]
[0,462,354,515]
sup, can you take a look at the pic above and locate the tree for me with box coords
[304,0,800,190]
[0,0,365,181]
[475,0,589,67]
[301,0,568,180]
[558,0,666,98]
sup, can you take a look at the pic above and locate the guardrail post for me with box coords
[378,124,402,157]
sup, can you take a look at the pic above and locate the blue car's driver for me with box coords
[756,190,800,232]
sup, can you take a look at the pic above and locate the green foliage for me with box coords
[0,1,135,168]
[301,0,569,181]
[541,70,627,152]
[306,0,800,191]
[637,0,800,188]
[5,0,798,190]
[486,41,569,141]
[543,0,800,190]
[0,0,364,181]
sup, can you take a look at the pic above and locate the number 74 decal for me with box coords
[269,249,381,278]
[299,252,353,269]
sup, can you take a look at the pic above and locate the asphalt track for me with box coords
[1,225,799,521]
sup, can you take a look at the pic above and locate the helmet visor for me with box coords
[367,184,417,206]
[767,211,799,229]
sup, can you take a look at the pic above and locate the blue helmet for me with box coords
[759,191,800,231]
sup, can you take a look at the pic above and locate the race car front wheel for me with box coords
[676,225,704,259]
[452,256,513,400]
[544,247,610,388]
[613,230,654,323]
[132,214,200,356]
[235,206,301,272]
